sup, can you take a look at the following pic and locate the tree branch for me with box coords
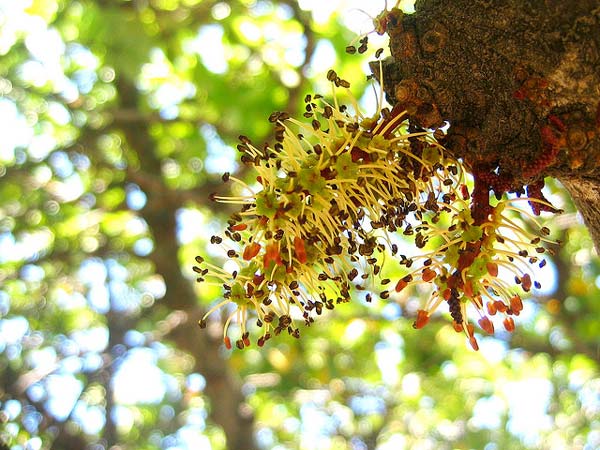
[380,0,600,248]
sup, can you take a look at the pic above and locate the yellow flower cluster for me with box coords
[193,69,558,350]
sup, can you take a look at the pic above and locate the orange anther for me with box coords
[503,317,515,332]
[469,335,480,351]
[509,295,523,314]
[478,316,495,334]
[494,300,508,313]
[422,268,436,282]
[263,243,283,266]
[395,279,408,292]
[413,309,429,329]
[243,242,261,261]
[294,236,307,264]
[224,336,232,350]
[230,223,248,231]
[486,262,498,277]
[487,301,497,316]
[463,280,474,298]
[466,323,475,336]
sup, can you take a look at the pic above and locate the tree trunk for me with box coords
[115,77,257,450]
[379,0,600,247]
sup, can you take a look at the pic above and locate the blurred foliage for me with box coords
[0,1,599,450]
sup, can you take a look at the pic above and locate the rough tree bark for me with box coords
[378,0,600,248]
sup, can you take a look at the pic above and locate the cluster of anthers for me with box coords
[193,61,558,352]
[194,61,551,348]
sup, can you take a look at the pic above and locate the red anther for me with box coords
[257,336,265,347]
[442,288,452,301]
[422,268,436,282]
[351,146,369,162]
[452,321,463,332]
[413,309,430,329]
[460,184,469,200]
[486,301,497,316]
[503,317,515,332]
[294,236,307,264]
[395,279,408,292]
[486,262,499,277]
[243,242,261,261]
[478,316,495,334]
[257,176,263,184]
[521,274,532,292]
[230,223,248,231]
[224,336,232,350]
[243,336,251,347]
[510,295,523,314]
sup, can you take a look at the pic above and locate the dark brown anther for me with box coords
[315,302,323,315]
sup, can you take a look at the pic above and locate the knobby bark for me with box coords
[379,0,600,248]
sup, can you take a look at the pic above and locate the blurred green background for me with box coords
[0,1,599,449]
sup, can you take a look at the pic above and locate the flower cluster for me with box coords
[193,67,558,350]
